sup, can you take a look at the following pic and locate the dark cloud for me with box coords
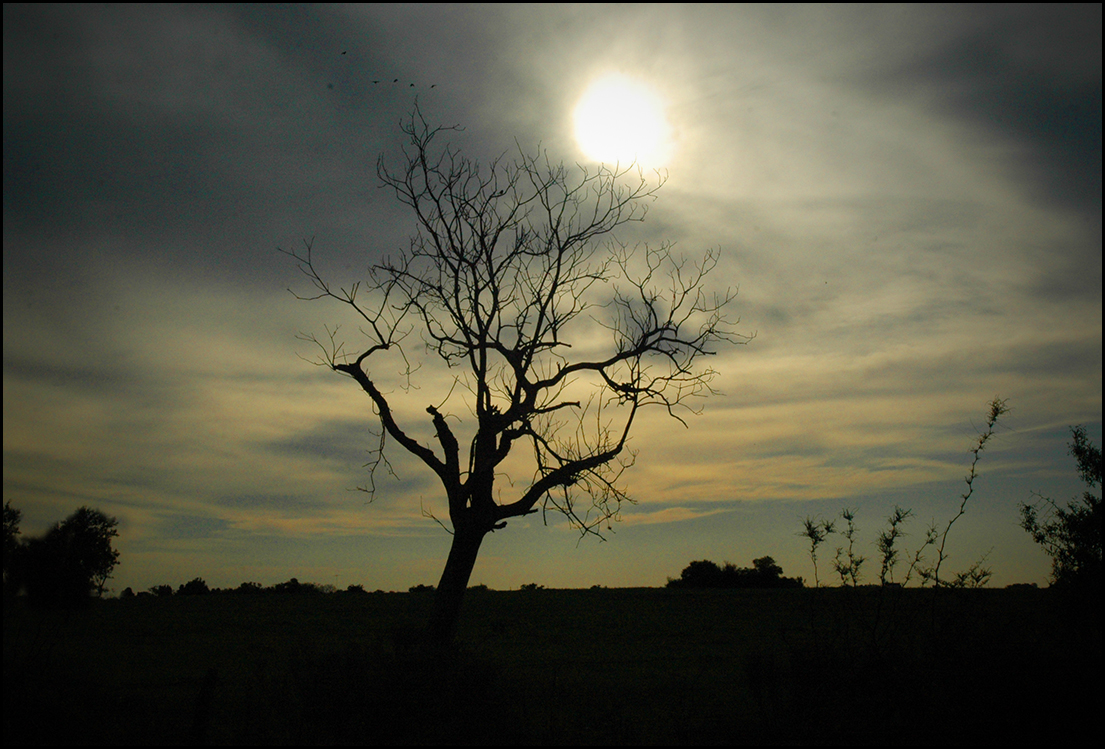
[863,5,1101,217]
[214,494,327,513]
[158,512,232,540]
[2,4,403,288]
[264,418,379,467]
[3,357,142,397]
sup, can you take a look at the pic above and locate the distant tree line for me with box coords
[667,556,803,589]
[3,502,120,607]
[124,580,518,597]
[122,578,378,598]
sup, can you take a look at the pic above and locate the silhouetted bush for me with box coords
[408,583,435,593]
[149,584,173,597]
[667,556,803,589]
[1021,425,1102,591]
[234,581,264,595]
[177,577,210,595]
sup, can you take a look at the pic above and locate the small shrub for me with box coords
[831,509,866,586]
[799,517,835,587]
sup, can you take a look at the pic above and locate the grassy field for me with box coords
[4,586,1101,745]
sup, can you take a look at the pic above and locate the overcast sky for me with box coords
[4,4,1101,593]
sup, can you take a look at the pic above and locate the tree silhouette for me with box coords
[751,555,785,580]
[1020,425,1102,590]
[3,501,21,599]
[284,104,747,644]
[667,556,802,589]
[669,559,725,588]
[177,577,210,595]
[62,506,120,597]
[10,506,120,606]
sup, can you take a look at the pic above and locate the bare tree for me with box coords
[283,105,749,644]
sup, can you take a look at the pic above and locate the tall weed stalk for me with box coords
[790,398,1010,727]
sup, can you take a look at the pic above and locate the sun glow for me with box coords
[573,74,672,166]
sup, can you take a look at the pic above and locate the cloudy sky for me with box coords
[4,4,1100,593]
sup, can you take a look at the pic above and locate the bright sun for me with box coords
[573,74,672,166]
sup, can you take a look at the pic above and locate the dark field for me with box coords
[4,586,1101,745]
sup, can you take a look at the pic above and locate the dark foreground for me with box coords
[4,586,1101,745]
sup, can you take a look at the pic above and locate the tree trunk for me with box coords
[427,525,486,647]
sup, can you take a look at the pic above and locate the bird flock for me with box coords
[370,80,436,88]
[332,50,436,90]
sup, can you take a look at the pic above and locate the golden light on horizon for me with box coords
[573,73,672,166]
